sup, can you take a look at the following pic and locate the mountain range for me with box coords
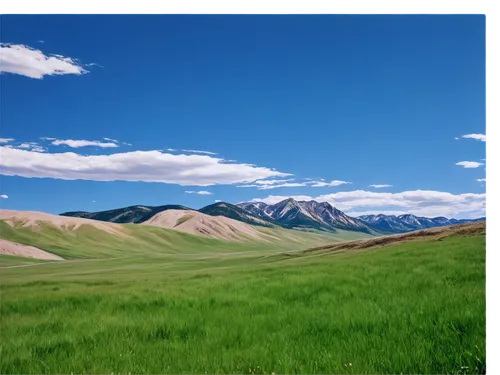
[61,204,190,224]
[61,198,484,236]
[357,213,485,234]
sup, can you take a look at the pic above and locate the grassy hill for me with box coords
[0,222,485,374]
[0,218,369,263]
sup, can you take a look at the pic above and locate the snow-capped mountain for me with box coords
[198,202,273,227]
[237,202,274,221]
[356,214,413,233]
[357,214,484,234]
[238,199,484,234]
[238,198,371,233]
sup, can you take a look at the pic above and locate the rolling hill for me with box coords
[141,209,279,241]
[1,209,371,261]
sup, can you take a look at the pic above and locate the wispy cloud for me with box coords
[0,43,92,79]
[0,146,290,186]
[0,138,14,144]
[258,182,309,190]
[309,180,351,187]
[185,190,213,195]
[462,133,486,142]
[237,178,351,190]
[456,161,484,169]
[476,178,486,182]
[0,194,8,199]
[255,179,295,185]
[50,139,119,148]
[30,146,46,153]
[369,184,393,188]
[180,149,218,155]
[17,142,46,153]
[250,189,485,219]
[103,137,119,143]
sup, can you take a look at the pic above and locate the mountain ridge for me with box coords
[61,198,484,235]
[198,202,274,227]
[238,199,371,233]
[61,204,191,224]
[357,213,485,234]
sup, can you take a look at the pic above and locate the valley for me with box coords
[0,221,485,374]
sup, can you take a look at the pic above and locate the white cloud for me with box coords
[250,189,485,219]
[40,137,56,141]
[30,146,46,153]
[476,178,486,182]
[254,179,294,185]
[369,184,393,188]
[0,194,8,199]
[180,149,217,155]
[238,179,351,190]
[103,137,119,143]
[19,142,45,152]
[51,139,119,148]
[258,182,309,190]
[185,190,213,195]
[454,137,459,140]
[0,138,14,144]
[456,161,484,169]
[7,142,46,153]
[309,180,351,187]
[0,43,90,79]
[237,179,301,189]
[0,146,290,186]
[462,133,486,142]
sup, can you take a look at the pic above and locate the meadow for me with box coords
[0,230,485,374]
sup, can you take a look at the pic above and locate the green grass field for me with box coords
[0,229,485,374]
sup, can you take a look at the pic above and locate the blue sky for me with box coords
[0,15,486,218]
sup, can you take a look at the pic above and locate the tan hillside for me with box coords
[141,209,280,241]
[0,238,64,260]
[0,209,127,236]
